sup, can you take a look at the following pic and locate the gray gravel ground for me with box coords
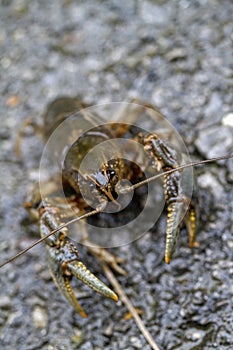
[0,1,233,349]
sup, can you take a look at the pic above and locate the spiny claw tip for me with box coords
[111,292,118,302]
[78,309,88,318]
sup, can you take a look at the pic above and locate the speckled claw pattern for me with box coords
[39,207,118,317]
[142,133,198,264]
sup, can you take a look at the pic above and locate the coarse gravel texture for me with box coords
[0,1,233,350]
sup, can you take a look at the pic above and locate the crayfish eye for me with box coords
[106,169,116,179]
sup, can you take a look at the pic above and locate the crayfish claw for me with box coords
[55,273,88,318]
[45,231,118,316]
[39,208,118,315]
[165,201,183,264]
[67,260,118,302]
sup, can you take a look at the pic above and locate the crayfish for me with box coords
[1,98,232,319]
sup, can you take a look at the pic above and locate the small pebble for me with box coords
[195,125,233,159]
[130,336,143,348]
[72,329,84,346]
[32,305,48,329]
[222,113,233,127]
[0,295,11,309]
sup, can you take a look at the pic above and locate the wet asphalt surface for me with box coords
[0,1,233,349]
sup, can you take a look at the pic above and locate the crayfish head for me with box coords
[88,159,124,204]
